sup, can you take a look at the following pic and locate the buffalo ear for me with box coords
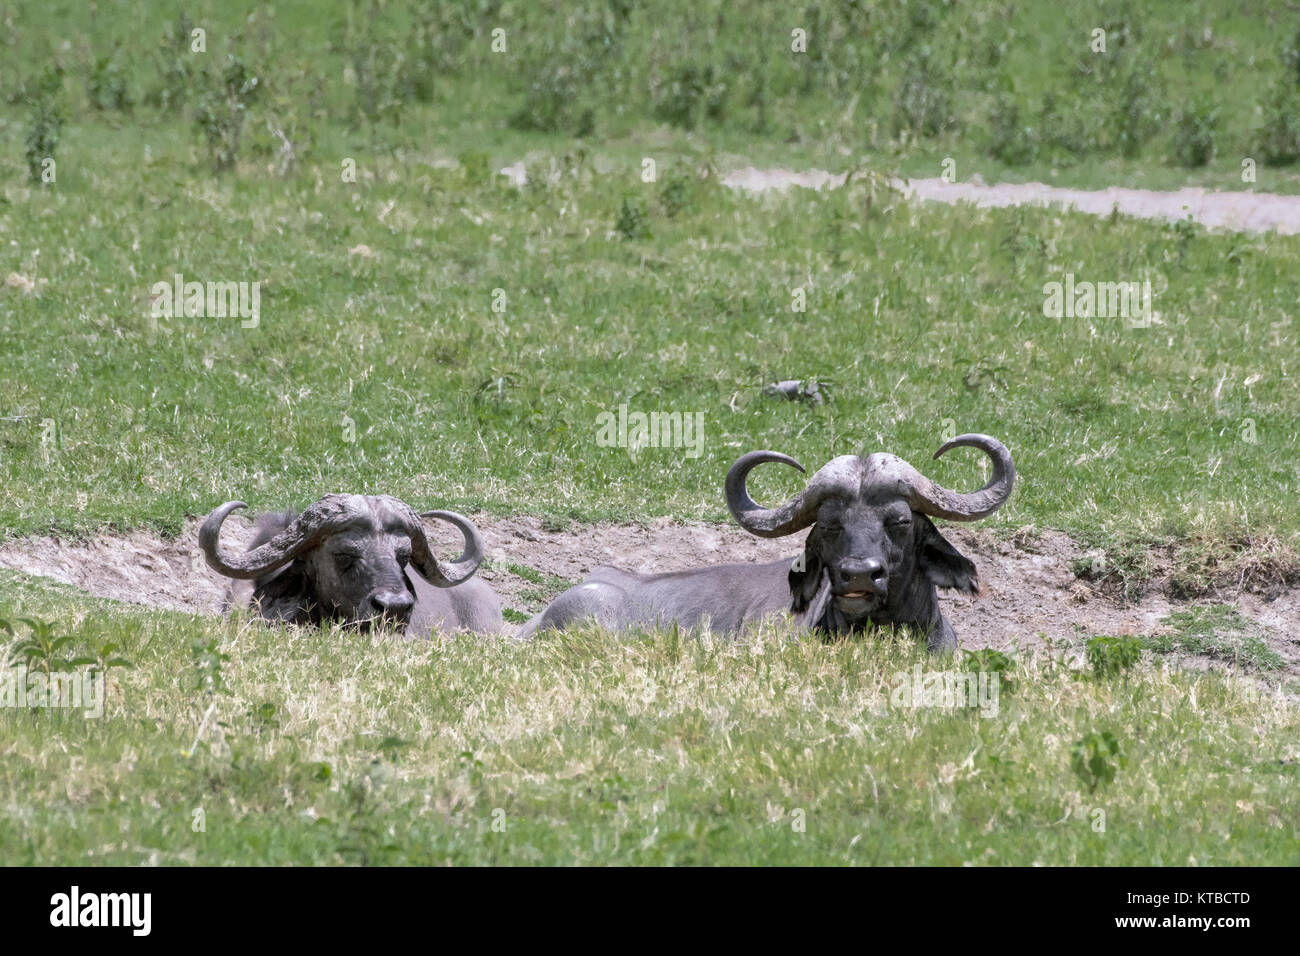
[254,560,318,624]
[916,515,978,594]
[788,542,825,614]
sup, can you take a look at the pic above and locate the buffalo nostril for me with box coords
[836,560,887,594]
[371,592,414,617]
[836,560,888,596]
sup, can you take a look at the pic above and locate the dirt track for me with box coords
[500,160,1300,235]
[723,167,1300,234]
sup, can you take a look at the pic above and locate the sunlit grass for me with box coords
[1,573,1296,864]
[3,0,1299,866]
[3,133,1298,574]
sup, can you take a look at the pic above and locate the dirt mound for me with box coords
[0,516,1296,677]
[0,521,255,616]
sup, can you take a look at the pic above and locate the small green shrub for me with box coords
[25,102,61,183]
[510,7,619,136]
[196,54,262,172]
[1086,635,1142,678]
[190,634,231,698]
[1280,26,1300,86]
[149,12,200,113]
[1172,98,1218,167]
[7,617,75,675]
[1070,730,1125,792]
[962,647,1016,694]
[458,150,493,188]
[1036,92,1090,160]
[512,61,597,136]
[87,51,133,112]
[1112,61,1166,159]
[615,196,650,240]
[658,167,695,218]
[23,66,63,183]
[1260,81,1300,166]
[654,62,728,131]
[988,94,1038,165]
[892,53,955,139]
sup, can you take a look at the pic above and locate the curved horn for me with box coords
[899,433,1015,521]
[725,450,818,538]
[411,510,484,587]
[200,501,256,577]
[200,495,363,579]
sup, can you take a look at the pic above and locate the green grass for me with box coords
[1145,604,1286,672]
[8,0,1300,193]
[2,0,1299,865]
[481,560,575,619]
[3,127,1298,591]
[499,562,572,594]
[1,1,1297,569]
[2,573,1297,865]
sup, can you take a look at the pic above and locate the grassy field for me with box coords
[1,0,1299,864]
[4,122,1298,590]
[7,0,1300,191]
[3,572,1297,865]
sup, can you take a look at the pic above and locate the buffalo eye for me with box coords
[885,514,912,534]
[395,545,411,567]
[333,551,360,572]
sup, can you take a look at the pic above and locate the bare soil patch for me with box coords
[501,158,1300,232]
[720,166,1300,234]
[499,159,1300,233]
[1,517,1296,677]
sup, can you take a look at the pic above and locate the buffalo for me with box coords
[517,435,1014,651]
[201,493,503,635]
